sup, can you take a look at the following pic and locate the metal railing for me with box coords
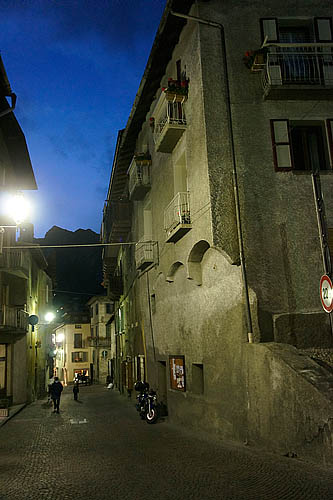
[262,44,333,92]
[154,98,187,144]
[89,337,111,348]
[164,192,191,236]
[135,240,157,269]
[0,249,30,273]
[0,305,28,329]
[128,161,151,198]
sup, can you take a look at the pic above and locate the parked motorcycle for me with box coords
[134,381,158,424]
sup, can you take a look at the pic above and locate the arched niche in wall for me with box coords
[166,261,184,283]
[187,240,210,285]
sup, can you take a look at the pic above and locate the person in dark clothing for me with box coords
[50,377,63,413]
[73,382,79,401]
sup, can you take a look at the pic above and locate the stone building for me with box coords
[87,295,115,384]
[54,319,91,386]
[0,56,53,407]
[102,0,333,464]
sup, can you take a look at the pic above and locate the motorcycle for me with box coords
[134,381,158,424]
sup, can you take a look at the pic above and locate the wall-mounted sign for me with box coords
[169,355,186,391]
[320,274,333,313]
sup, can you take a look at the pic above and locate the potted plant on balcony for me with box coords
[162,78,189,102]
[243,47,268,72]
[134,152,152,166]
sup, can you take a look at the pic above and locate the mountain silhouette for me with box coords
[35,226,104,311]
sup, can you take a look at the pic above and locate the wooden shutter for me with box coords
[260,18,279,43]
[326,119,333,169]
[314,17,333,42]
[270,120,293,171]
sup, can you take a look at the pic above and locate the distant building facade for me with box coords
[87,296,115,384]
[102,1,333,464]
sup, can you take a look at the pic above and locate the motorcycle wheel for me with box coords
[145,407,158,424]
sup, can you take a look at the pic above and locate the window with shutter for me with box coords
[270,120,293,171]
[260,18,278,42]
[271,120,331,172]
[314,18,333,42]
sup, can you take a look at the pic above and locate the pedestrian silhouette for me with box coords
[73,382,79,401]
[49,376,63,413]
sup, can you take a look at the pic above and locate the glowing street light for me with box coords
[3,191,31,225]
[45,312,55,323]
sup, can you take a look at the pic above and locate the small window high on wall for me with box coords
[271,119,333,171]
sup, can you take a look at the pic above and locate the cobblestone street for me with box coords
[1,384,333,500]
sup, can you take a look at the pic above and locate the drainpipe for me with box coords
[170,10,253,342]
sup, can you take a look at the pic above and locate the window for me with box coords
[90,328,94,337]
[75,324,81,329]
[90,306,94,318]
[261,17,332,43]
[72,351,87,363]
[74,333,82,349]
[192,363,204,394]
[96,325,99,338]
[150,294,156,314]
[106,303,112,314]
[95,303,99,316]
[290,124,329,171]
[271,120,332,171]
[261,18,333,86]
[106,323,111,338]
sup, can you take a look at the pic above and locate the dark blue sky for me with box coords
[0,0,166,237]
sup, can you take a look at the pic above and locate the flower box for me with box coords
[134,153,152,166]
[243,49,267,72]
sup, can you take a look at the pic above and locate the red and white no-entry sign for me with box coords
[319,275,333,313]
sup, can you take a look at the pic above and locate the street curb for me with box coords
[0,403,27,428]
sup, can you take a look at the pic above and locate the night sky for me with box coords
[0,0,166,237]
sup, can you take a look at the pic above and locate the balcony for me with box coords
[128,155,151,201]
[261,44,333,99]
[153,92,187,153]
[88,337,111,348]
[135,240,158,271]
[164,192,191,243]
[0,305,28,338]
[108,272,123,301]
[103,201,131,244]
[0,249,30,278]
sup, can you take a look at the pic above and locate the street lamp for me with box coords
[45,312,55,323]
[0,192,31,253]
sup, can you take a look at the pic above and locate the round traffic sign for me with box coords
[319,275,333,313]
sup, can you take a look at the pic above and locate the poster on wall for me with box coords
[169,355,186,391]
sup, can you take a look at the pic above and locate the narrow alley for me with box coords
[1,384,333,500]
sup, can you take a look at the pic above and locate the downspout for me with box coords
[170,10,253,342]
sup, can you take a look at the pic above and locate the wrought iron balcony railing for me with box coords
[261,43,333,98]
[135,239,158,271]
[164,192,191,243]
[0,305,28,331]
[153,92,187,153]
[128,158,151,201]
[0,249,30,278]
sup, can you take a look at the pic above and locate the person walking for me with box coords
[73,382,79,401]
[50,376,63,413]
